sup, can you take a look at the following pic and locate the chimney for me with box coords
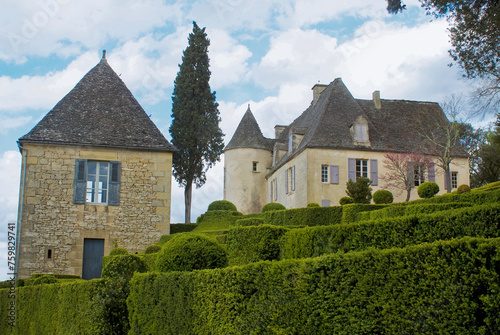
[372,90,381,109]
[312,84,328,104]
[275,125,286,139]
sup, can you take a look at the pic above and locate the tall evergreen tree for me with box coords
[169,22,224,223]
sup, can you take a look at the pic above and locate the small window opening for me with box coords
[47,249,52,259]
[253,162,258,172]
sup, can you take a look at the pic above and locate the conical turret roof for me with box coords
[19,53,176,152]
[224,105,273,151]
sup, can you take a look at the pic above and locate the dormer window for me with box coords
[351,116,370,145]
[288,134,293,153]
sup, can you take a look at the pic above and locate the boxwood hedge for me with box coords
[127,237,500,335]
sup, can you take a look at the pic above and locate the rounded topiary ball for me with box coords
[207,200,237,212]
[417,182,440,199]
[109,247,128,256]
[102,254,147,280]
[155,234,227,272]
[457,184,471,194]
[339,196,354,205]
[373,190,394,204]
[31,275,58,286]
[144,244,162,254]
[307,203,320,208]
[262,203,286,212]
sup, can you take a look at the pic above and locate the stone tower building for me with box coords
[223,106,273,214]
[16,52,176,279]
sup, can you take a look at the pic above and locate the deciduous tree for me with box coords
[169,22,224,223]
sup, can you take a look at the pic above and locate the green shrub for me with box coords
[207,200,237,212]
[234,218,264,226]
[193,210,243,232]
[128,237,500,335]
[29,274,58,286]
[144,245,162,254]
[226,225,289,265]
[170,223,198,234]
[307,203,320,208]
[346,177,372,203]
[109,247,128,256]
[155,234,227,272]
[158,234,174,245]
[101,254,147,281]
[263,206,344,226]
[457,184,471,194]
[372,190,394,204]
[417,181,440,198]
[262,202,286,212]
[341,204,387,224]
[367,202,473,220]
[339,196,354,205]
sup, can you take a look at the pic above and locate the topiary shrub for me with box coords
[339,196,354,205]
[29,274,58,286]
[262,203,286,212]
[346,177,372,204]
[156,234,228,272]
[307,203,320,208]
[457,184,471,194]
[207,200,237,212]
[417,182,440,199]
[373,190,394,204]
[144,244,162,254]
[109,247,128,256]
[102,254,147,281]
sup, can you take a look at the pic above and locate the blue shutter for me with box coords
[370,159,378,186]
[108,161,121,206]
[330,165,339,184]
[291,165,295,191]
[285,170,288,194]
[348,158,356,181]
[407,162,414,188]
[428,163,435,182]
[74,159,87,204]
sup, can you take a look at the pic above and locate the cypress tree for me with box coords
[169,22,224,223]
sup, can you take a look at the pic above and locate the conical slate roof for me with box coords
[19,54,176,152]
[224,106,273,151]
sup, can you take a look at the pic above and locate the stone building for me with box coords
[224,78,469,214]
[16,52,176,279]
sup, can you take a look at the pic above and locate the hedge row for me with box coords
[357,202,473,221]
[226,225,289,266]
[128,237,500,334]
[0,279,102,334]
[415,187,500,205]
[170,223,198,234]
[281,204,500,260]
[194,210,243,232]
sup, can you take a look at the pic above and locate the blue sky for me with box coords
[0,0,485,281]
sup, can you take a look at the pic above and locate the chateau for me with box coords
[224,78,469,214]
[16,53,176,279]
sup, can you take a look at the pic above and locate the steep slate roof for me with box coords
[224,105,274,151]
[267,78,467,171]
[19,54,176,152]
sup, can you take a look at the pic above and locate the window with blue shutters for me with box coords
[74,159,121,205]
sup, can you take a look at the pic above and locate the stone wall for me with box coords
[17,143,172,278]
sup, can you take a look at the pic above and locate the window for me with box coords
[291,165,295,191]
[47,249,52,259]
[74,159,121,205]
[252,162,258,172]
[288,134,293,153]
[321,165,329,183]
[355,124,368,143]
[356,159,368,178]
[414,164,426,186]
[451,172,458,189]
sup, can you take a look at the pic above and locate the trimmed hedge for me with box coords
[127,237,500,334]
[262,202,286,212]
[418,181,440,198]
[414,187,500,205]
[357,202,473,221]
[207,200,237,212]
[194,210,243,232]
[170,223,198,234]
[263,206,344,226]
[0,279,102,334]
[226,225,289,265]
[281,204,500,259]
[340,204,387,224]
[233,218,264,227]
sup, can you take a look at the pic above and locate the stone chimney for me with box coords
[275,125,286,139]
[312,84,328,104]
[372,90,381,109]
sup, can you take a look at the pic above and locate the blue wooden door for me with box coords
[82,238,104,280]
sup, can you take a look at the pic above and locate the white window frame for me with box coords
[355,159,368,179]
[414,164,426,187]
[86,161,110,204]
[451,171,458,189]
[321,165,329,183]
[252,161,258,173]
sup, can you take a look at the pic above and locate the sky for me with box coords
[0,0,488,281]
